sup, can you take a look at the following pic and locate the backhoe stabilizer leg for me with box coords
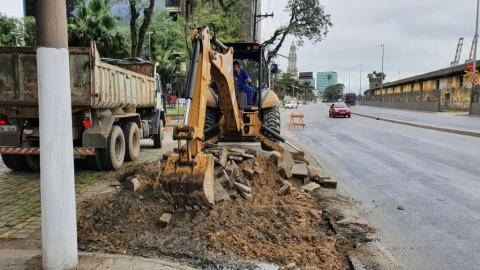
[162,153,215,207]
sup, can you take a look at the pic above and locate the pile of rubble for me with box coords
[77,147,369,269]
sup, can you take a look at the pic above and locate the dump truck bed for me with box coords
[0,43,156,118]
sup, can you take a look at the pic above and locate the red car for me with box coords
[329,102,351,118]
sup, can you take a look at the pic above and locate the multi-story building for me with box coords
[299,72,315,87]
[316,72,337,92]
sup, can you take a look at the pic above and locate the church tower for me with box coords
[287,43,298,78]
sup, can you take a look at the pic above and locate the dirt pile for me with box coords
[77,150,372,269]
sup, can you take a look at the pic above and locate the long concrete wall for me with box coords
[471,103,480,115]
[359,100,441,112]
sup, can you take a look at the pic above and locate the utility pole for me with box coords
[471,0,479,114]
[359,64,363,96]
[36,1,78,269]
[252,0,273,42]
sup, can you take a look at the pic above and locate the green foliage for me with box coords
[0,14,20,45]
[150,10,185,54]
[274,73,301,100]
[368,71,386,81]
[263,0,332,63]
[156,50,182,89]
[323,83,344,101]
[68,0,129,58]
[0,14,35,46]
[193,2,247,42]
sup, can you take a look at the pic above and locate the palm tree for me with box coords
[155,50,182,92]
[68,0,128,58]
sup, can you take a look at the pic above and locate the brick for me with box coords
[157,213,172,228]
[291,151,305,161]
[307,166,319,180]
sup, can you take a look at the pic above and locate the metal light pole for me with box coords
[36,0,78,269]
[359,64,363,96]
[380,44,385,100]
[471,0,479,114]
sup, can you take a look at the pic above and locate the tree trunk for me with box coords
[129,0,138,58]
[135,0,155,58]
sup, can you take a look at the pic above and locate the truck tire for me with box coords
[123,122,141,161]
[204,107,219,140]
[25,155,40,171]
[261,106,281,151]
[1,154,31,171]
[152,120,163,149]
[98,125,125,170]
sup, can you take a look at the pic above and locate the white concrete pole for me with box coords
[36,0,78,269]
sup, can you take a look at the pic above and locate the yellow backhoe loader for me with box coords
[162,26,300,206]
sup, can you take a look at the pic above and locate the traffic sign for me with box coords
[468,62,474,71]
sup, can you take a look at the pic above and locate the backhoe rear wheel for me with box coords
[204,107,219,140]
[261,106,281,151]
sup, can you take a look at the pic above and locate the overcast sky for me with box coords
[261,0,479,92]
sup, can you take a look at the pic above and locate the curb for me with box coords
[352,112,480,138]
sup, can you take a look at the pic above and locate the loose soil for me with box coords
[77,154,373,269]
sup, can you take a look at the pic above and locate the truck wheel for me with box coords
[123,122,141,161]
[99,125,125,170]
[1,154,31,171]
[25,155,40,171]
[261,106,281,151]
[204,107,219,140]
[152,120,163,149]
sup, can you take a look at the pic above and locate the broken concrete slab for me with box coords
[219,147,228,168]
[228,155,243,162]
[291,151,305,161]
[307,166,319,180]
[243,166,255,180]
[233,182,252,194]
[278,165,292,179]
[214,179,231,203]
[157,213,172,228]
[125,178,140,191]
[229,148,246,154]
[242,153,255,159]
[278,150,294,171]
[277,184,291,196]
[291,163,308,178]
[300,182,321,193]
[319,177,337,189]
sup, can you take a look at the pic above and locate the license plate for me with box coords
[0,125,17,133]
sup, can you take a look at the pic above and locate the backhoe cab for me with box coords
[162,27,288,207]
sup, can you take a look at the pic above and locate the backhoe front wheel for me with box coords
[98,125,125,170]
[261,106,281,151]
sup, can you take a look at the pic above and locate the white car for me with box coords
[284,101,299,109]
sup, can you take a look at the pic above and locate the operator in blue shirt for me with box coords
[233,61,254,105]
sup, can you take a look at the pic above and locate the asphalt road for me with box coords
[284,103,480,270]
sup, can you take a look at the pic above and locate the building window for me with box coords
[459,76,464,87]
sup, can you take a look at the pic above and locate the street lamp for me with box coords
[471,0,479,114]
[146,31,153,60]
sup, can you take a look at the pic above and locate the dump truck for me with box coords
[0,42,165,171]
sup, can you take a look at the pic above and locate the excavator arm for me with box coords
[163,27,242,206]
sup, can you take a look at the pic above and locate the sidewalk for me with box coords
[0,249,195,270]
[351,105,480,136]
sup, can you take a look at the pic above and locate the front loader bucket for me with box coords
[162,153,215,207]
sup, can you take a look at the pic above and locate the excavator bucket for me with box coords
[162,153,215,207]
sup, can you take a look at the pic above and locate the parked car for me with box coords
[329,102,352,118]
[284,101,299,109]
